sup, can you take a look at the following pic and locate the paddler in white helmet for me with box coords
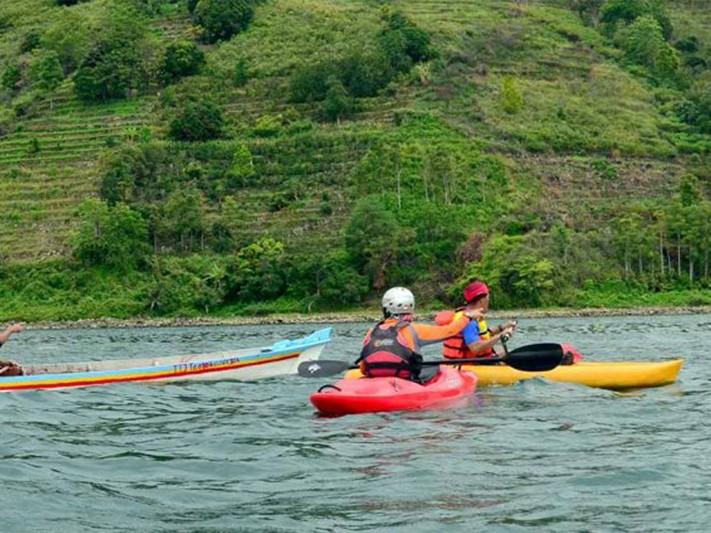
[355,287,481,382]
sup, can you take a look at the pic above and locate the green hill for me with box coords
[0,0,710,321]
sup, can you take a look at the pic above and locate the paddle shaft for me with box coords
[298,342,563,377]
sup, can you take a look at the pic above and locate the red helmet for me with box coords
[463,281,489,303]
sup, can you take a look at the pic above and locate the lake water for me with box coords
[0,314,709,532]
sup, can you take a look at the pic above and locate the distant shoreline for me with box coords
[17,305,711,330]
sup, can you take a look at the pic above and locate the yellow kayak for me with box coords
[345,359,683,391]
[461,359,684,390]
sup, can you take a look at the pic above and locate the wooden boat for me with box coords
[460,358,683,390]
[0,328,332,392]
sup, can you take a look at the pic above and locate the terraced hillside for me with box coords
[0,0,710,318]
[0,82,152,260]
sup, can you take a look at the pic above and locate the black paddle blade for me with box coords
[297,359,352,378]
[505,343,564,372]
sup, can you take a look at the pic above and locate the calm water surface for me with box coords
[1,315,710,532]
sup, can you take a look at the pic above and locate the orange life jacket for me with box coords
[356,319,422,379]
[435,309,495,359]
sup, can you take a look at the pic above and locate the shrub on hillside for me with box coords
[193,0,254,43]
[289,61,337,102]
[187,0,199,13]
[678,82,711,134]
[290,52,393,104]
[20,31,42,53]
[230,142,255,184]
[289,12,430,105]
[323,77,354,122]
[568,0,604,25]
[0,106,14,137]
[160,40,205,83]
[168,99,224,141]
[675,36,699,54]
[500,76,524,113]
[1,63,22,93]
[233,57,249,86]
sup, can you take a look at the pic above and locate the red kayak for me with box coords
[310,366,477,416]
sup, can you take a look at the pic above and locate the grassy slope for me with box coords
[0,0,706,278]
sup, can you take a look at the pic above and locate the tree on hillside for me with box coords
[193,0,254,43]
[73,4,151,101]
[600,0,673,40]
[72,199,150,271]
[160,40,205,83]
[42,12,91,74]
[30,51,64,95]
[617,15,679,79]
[74,40,147,101]
[228,237,287,302]
[338,50,394,98]
[168,98,225,141]
[155,188,207,252]
[568,0,604,25]
[378,10,433,72]
[345,196,414,290]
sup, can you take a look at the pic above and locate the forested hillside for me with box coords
[0,0,710,320]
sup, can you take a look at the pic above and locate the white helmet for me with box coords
[381,287,415,316]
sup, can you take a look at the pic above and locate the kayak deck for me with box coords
[461,358,683,390]
[311,366,477,416]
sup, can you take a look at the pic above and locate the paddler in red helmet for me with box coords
[357,287,482,381]
[435,280,517,359]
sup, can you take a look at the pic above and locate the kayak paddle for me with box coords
[297,343,564,378]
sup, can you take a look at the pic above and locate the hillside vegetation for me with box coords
[0,0,710,321]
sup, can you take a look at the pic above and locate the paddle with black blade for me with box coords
[298,342,564,378]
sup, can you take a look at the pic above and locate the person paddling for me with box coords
[356,287,481,381]
[0,323,24,376]
[436,280,517,360]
